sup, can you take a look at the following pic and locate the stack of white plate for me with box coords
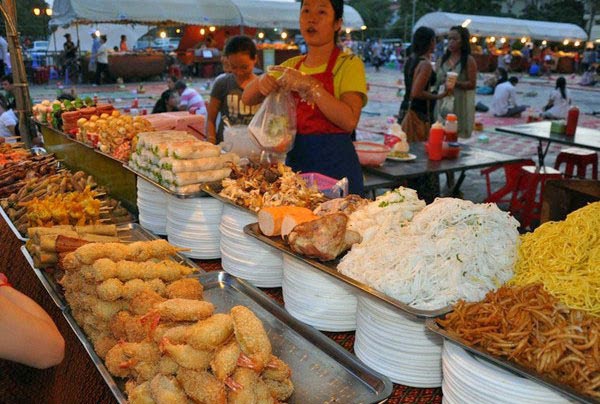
[219,205,283,287]
[282,255,357,332]
[354,296,443,387]
[137,178,168,235]
[166,196,223,259]
[442,341,571,404]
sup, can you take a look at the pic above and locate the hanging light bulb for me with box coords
[345,28,352,34]
[500,37,506,44]
[45,8,53,16]
[258,32,265,39]
[200,28,205,35]
[542,40,547,46]
[490,36,496,43]
[521,37,527,44]
[471,37,477,43]
[209,26,216,32]
[563,39,569,45]
[281,32,288,40]
[176,28,181,34]
[574,41,580,47]
[33,7,41,16]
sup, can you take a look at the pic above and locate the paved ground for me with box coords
[28,65,600,210]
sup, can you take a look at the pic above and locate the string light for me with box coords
[345,28,352,34]
[361,25,367,31]
[490,36,496,42]
[574,41,580,47]
[209,26,216,32]
[521,37,527,43]
[471,37,478,43]
[281,32,288,40]
[176,28,181,34]
[200,28,205,35]
[542,40,547,46]
[563,39,569,45]
[258,32,265,39]
[159,31,167,39]
[500,37,506,44]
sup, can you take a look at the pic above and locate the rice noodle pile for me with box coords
[338,198,520,310]
[347,187,425,239]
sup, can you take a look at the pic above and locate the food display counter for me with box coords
[82,52,167,82]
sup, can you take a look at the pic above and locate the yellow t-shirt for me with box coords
[279,50,368,106]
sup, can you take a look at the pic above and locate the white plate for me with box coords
[387,152,417,161]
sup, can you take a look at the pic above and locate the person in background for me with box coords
[435,25,477,138]
[581,47,596,73]
[89,30,100,74]
[207,35,260,145]
[579,65,598,87]
[243,0,368,195]
[1,75,16,110]
[152,75,178,114]
[0,95,17,142]
[0,272,65,369]
[62,33,79,80]
[120,35,128,52]
[175,81,207,115]
[95,35,110,85]
[528,61,540,76]
[542,76,570,119]
[491,76,528,117]
[0,35,8,77]
[371,39,384,72]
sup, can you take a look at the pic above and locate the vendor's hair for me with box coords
[224,35,257,59]
[174,80,187,91]
[300,0,344,43]
[556,76,567,99]
[441,26,471,74]
[411,26,436,57]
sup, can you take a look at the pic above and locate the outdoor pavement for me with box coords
[28,64,600,208]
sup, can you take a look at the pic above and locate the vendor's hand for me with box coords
[258,73,280,97]
[272,66,323,103]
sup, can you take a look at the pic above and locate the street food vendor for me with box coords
[242,0,368,195]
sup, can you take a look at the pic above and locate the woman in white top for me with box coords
[542,76,570,119]
[0,94,17,142]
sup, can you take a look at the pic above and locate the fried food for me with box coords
[187,314,234,351]
[126,381,155,404]
[151,299,214,322]
[150,374,188,404]
[160,338,213,370]
[105,341,160,380]
[262,355,291,382]
[211,340,241,381]
[110,311,152,343]
[131,290,166,316]
[264,378,294,401]
[231,306,272,372]
[227,367,258,403]
[255,379,278,404]
[83,259,195,282]
[97,278,167,302]
[437,284,600,399]
[176,368,226,404]
[166,278,203,300]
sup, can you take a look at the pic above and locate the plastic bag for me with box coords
[248,90,296,154]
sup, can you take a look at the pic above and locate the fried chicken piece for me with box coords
[264,378,294,401]
[151,299,214,322]
[150,374,189,404]
[176,368,226,404]
[227,367,258,403]
[160,338,213,370]
[165,278,203,300]
[126,381,155,404]
[231,306,272,372]
[131,290,166,316]
[186,314,234,351]
[211,340,241,381]
[262,355,291,382]
[313,194,368,216]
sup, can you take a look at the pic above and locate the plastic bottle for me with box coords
[565,106,579,136]
[428,122,444,161]
[444,113,458,142]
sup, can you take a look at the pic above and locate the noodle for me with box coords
[511,202,600,316]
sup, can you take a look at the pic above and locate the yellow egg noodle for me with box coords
[511,202,600,316]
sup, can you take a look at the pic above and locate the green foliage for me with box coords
[520,0,585,26]
[0,0,51,40]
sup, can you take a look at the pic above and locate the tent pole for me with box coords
[0,0,35,147]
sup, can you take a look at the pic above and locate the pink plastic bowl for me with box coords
[353,142,391,166]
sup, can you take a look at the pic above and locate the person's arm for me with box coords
[456,56,477,91]
[206,97,221,145]
[411,61,448,101]
[242,73,280,106]
[0,281,64,369]
[309,88,363,133]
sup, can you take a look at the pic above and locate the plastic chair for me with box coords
[554,148,598,180]
[509,166,563,229]
[480,159,535,204]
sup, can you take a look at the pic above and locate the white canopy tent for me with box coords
[414,12,587,42]
[49,23,152,52]
[50,0,365,30]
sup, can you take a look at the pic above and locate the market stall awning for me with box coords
[414,12,587,41]
[51,0,365,30]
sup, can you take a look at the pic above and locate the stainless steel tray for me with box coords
[244,223,452,319]
[0,204,27,241]
[201,185,258,216]
[62,271,393,404]
[425,319,596,404]
[20,222,202,309]
[124,163,213,199]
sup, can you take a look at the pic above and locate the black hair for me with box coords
[556,76,566,99]
[441,26,471,74]
[174,80,187,91]
[1,75,12,84]
[0,94,8,110]
[300,0,344,43]
[121,35,126,40]
[224,35,257,59]
[100,35,107,42]
[411,26,436,57]
[509,76,519,85]
[56,93,75,102]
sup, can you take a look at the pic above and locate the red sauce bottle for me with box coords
[428,122,444,161]
[565,106,579,137]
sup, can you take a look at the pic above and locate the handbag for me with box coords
[401,101,430,142]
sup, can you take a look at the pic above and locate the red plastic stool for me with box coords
[509,166,563,229]
[168,64,182,79]
[554,148,598,179]
[480,159,535,204]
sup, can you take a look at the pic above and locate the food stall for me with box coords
[80,52,167,82]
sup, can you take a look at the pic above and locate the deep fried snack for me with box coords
[437,284,600,399]
[187,314,234,351]
[255,378,278,404]
[84,259,195,282]
[97,278,167,302]
[231,306,272,372]
[131,290,167,316]
[211,340,241,381]
[151,299,214,322]
[264,378,294,401]
[160,337,214,371]
[105,341,160,380]
[110,311,152,343]
[166,278,203,300]
[150,374,189,404]
[227,367,258,403]
[176,368,226,404]
[262,355,291,382]
[125,381,154,404]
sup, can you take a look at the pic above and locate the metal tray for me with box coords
[0,204,27,241]
[201,185,258,216]
[123,163,214,199]
[20,222,203,309]
[244,223,452,319]
[425,319,596,404]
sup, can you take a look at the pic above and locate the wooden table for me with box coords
[363,143,528,196]
[496,121,600,167]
